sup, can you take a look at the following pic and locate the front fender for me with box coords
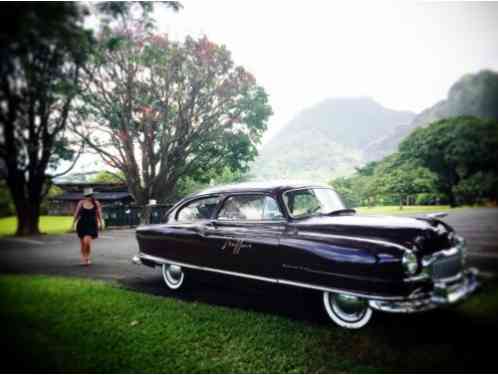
[278,231,418,298]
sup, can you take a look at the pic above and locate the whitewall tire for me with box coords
[162,264,185,290]
[323,291,373,329]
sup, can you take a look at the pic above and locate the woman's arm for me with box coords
[96,201,104,230]
[72,200,82,230]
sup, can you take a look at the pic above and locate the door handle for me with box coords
[205,220,218,228]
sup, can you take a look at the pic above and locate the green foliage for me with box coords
[334,116,498,208]
[453,172,498,205]
[0,3,93,235]
[399,116,498,205]
[329,177,360,207]
[415,193,447,206]
[0,181,14,217]
[40,185,65,215]
[176,167,247,198]
[76,24,272,204]
[331,154,437,208]
[90,171,126,184]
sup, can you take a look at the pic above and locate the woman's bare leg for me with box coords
[80,238,87,264]
[84,236,92,264]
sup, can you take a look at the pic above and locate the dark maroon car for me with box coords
[133,181,479,329]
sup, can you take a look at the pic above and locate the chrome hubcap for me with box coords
[329,293,368,323]
[162,264,184,289]
[167,265,182,282]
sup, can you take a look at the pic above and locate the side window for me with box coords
[176,196,221,222]
[284,190,321,217]
[262,196,285,220]
[218,195,283,221]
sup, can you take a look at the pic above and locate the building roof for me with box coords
[50,191,132,201]
[55,182,128,193]
[192,180,332,197]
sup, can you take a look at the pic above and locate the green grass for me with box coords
[356,205,457,215]
[0,215,72,236]
[0,275,497,373]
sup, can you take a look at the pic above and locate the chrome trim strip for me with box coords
[138,253,278,283]
[297,231,410,252]
[434,272,463,284]
[404,272,430,282]
[134,252,406,301]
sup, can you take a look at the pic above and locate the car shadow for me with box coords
[120,269,498,326]
[119,270,498,371]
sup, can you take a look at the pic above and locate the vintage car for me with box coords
[133,181,479,329]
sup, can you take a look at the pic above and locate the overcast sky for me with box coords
[155,1,498,142]
[68,1,498,174]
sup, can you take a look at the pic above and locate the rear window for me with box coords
[176,196,221,222]
[217,195,284,221]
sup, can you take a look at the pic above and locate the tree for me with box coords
[90,171,126,184]
[453,172,498,205]
[0,3,91,235]
[176,166,247,198]
[74,26,272,205]
[329,176,360,208]
[378,161,437,209]
[399,116,498,206]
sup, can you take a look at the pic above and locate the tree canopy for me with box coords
[74,24,272,204]
[0,3,91,235]
[398,116,498,206]
[331,116,498,208]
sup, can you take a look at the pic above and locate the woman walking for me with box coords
[72,188,103,265]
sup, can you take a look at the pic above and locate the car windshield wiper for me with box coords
[320,208,356,216]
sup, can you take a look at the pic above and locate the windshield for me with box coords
[283,188,345,219]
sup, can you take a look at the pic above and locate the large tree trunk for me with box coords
[447,189,457,207]
[15,201,41,236]
[8,171,44,236]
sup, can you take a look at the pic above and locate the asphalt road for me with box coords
[1,208,497,324]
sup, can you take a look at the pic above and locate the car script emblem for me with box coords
[221,239,252,255]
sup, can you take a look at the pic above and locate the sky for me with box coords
[67,1,498,174]
[155,1,498,143]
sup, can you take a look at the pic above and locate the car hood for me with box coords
[290,214,454,254]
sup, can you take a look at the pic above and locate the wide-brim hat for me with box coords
[83,187,94,197]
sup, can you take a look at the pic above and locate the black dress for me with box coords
[76,205,98,239]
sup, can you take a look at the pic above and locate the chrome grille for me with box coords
[431,252,462,280]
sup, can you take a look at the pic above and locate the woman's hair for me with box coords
[85,196,97,207]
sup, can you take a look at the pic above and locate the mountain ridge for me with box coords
[250,97,415,181]
[250,70,498,182]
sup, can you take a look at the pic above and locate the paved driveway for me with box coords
[1,208,497,323]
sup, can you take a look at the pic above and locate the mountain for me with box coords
[249,97,415,182]
[364,70,498,161]
[250,70,498,182]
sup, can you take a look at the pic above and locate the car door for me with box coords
[205,194,287,278]
[161,195,223,266]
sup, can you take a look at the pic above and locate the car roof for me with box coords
[190,180,333,197]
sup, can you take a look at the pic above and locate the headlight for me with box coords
[402,250,418,276]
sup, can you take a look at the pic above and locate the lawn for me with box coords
[356,205,457,215]
[0,275,497,373]
[0,216,72,237]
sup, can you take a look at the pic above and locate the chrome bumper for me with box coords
[369,268,480,313]
[132,254,142,265]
